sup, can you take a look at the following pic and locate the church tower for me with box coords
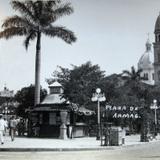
[154,13,160,85]
[138,38,154,85]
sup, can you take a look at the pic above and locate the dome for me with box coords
[138,39,154,70]
[155,14,160,32]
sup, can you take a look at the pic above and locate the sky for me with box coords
[0,0,160,92]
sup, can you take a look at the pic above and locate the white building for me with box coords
[138,38,155,85]
[153,13,160,85]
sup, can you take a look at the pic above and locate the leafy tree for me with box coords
[0,0,76,105]
[47,61,105,107]
[15,85,47,117]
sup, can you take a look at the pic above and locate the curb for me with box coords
[0,147,115,152]
[0,138,159,152]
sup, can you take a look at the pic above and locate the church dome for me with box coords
[138,39,154,70]
[155,14,160,33]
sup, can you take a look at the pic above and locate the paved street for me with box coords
[0,141,160,160]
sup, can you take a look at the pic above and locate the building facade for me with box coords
[138,38,154,85]
[154,13,160,85]
[0,86,17,119]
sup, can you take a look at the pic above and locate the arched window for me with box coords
[156,35,158,42]
[159,34,160,42]
[158,71,160,81]
[152,73,154,80]
[143,73,148,80]
[158,54,160,62]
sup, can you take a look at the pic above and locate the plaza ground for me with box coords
[0,134,160,151]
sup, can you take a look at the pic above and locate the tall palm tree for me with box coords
[122,66,147,97]
[0,0,77,106]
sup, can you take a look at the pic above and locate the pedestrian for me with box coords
[121,127,126,145]
[3,118,8,136]
[0,114,7,145]
[17,118,25,136]
[9,116,17,141]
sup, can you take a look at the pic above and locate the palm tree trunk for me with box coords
[34,32,41,106]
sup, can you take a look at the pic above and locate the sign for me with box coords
[49,113,56,125]
[105,105,140,119]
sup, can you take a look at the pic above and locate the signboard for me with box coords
[105,105,140,119]
[49,113,56,125]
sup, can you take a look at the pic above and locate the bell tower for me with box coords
[154,13,160,85]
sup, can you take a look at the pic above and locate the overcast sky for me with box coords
[0,0,160,92]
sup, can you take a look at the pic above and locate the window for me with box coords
[158,71,160,81]
[50,87,61,94]
[158,54,160,62]
[49,113,56,125]
[159,35,160,42]
[143,73,148,80]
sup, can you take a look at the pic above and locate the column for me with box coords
[59,111,68,139]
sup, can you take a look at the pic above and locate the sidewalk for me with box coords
[0,134,160,151]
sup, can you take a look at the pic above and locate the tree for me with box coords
[0,0,77,106]
[47,61,105,107]
[14,85,47,117]
[122,66,144,82]
[122,66,146,97]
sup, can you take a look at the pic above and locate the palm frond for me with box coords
[137,69,143,75]
[33,1,43,18]
[53,3,73,20]
[131,66,136,75]
[0,27,27,39]
[11,1,35,23]
[45,0,61,9]
[24,31,37,50]
[43,26,77,44]
[2,15,33,29]
[122,70,131,76]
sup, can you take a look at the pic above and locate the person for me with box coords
[9,116,17,141]
[121,127,126,145]
[0,114,7,145]
[3,118,8,136]
[17,119,25,136]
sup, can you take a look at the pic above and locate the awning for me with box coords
[77,107,95,116]
[27,106,71,112]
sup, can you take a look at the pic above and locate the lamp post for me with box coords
[5,106,8,120]
[91,88,106,140]
[150,99,158,136]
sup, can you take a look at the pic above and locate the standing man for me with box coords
[0,114,7,145]
[9,116,17,141]
[3,118,8,136]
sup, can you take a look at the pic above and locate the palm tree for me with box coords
[0,0,77,106]
[122,66,143,82]
[122,66,148,97]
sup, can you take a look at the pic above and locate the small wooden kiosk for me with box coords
[29,81,73,139]
[28,81,95,139]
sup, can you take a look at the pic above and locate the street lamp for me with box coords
[150,99,158,136]
[5,106,8,120]
[91,88,106,140]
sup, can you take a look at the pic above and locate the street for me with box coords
[0,141,160,160]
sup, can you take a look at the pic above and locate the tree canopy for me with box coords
[14,84,47,117]
[47,61,105,107]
